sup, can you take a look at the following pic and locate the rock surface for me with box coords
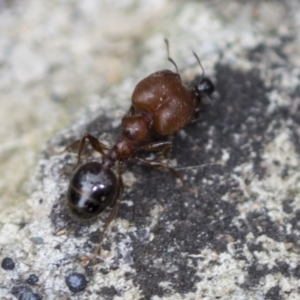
[1,1,300,299]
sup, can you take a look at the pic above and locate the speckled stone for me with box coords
[1,1,300,300]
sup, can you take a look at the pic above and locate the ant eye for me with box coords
[197,78,215,96]
[67,162,118,219]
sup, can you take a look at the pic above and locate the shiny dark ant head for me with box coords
[190,50,215,103]
[190,76,215,109]
[67,162,118,220]
[194,77,215,97]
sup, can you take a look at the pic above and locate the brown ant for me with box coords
[66,39,215,259]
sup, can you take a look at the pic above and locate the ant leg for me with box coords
[192,95,212,122]
[51,137,106,176]
[139,141,172,161]
[51,135,110,176]
[50,133,110,160]
[134,156,197,195]
[75,133,110,166]
[92,162,124,262]
[201,94,212,107]
[48,139,82,156]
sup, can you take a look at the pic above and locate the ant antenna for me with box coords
[164,38,179,74]
[192,51,205,79]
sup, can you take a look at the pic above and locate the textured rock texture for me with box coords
[1,1,300,299]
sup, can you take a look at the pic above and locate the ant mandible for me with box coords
[66,39,215,259]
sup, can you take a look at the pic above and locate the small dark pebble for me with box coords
[19,221,27,230]
[27,274,39,285]
[1,257,15,270]
[89,230,100,244]
[11,285,42,300]
[30,237,44,245]
[99,268,109,275]
[65,272,87,293]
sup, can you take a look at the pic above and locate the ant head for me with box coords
[190,51,215,104]
[194,77,215,97]
[191,76,215,108]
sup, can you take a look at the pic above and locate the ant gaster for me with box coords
[66,39,215,258]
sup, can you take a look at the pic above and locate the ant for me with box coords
[65,39,215,260]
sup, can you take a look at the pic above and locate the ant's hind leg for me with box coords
[48,137,109,175]
[75,133,110,166]
[48,139,82,156]
[50,133,110,162]
[92,164,124,262]
[134,156,197,195]
[51,134,110,175]
[138,141,172,161]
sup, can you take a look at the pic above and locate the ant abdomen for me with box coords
[131,70,196,135]
[67,162,118,220]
